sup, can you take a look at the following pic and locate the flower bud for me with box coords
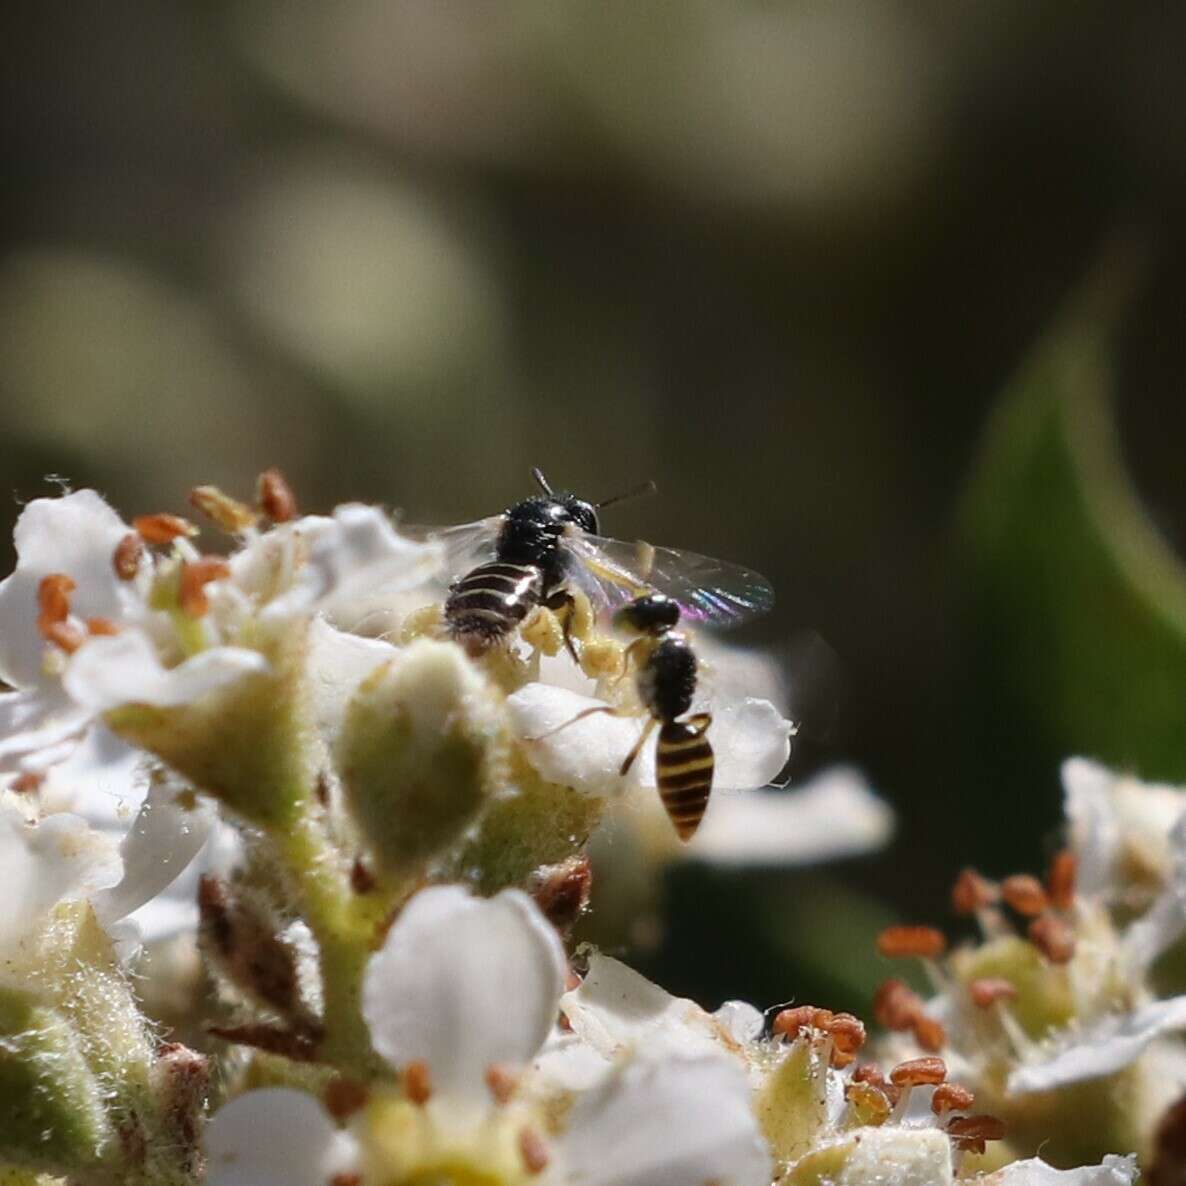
[335,640,502,876]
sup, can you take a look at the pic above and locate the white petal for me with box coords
[1063,758,1125,897]
[507,684,651,797]
[988,1156,1137,1186]
[63,631,269,711]
[531,1030,614,1096]
[0,490,137,691]
[206,1089,358,1186]
[713,1000,765,1045]
[0,807,122,948]
[831,1126,953,1186]
[1008,996,1186,1093]
[689,766,894,866]
[362,886,566,1104]
[91,782,213,926]
[306,616,397,743]
[561,953,731,1062]
[559,1053,770,1186]
[37,724,147,827]
[258,505,442,620]
[704,698,794,791]
[0,689,92,769]
[1122,808,1186,971]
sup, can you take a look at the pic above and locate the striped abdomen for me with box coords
[656,718,714,841]
[445,562,542,650]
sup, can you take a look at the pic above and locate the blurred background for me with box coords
[5,0,1186,1017]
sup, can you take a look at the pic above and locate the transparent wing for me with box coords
[402,516,503,590]
[565,531,774,628]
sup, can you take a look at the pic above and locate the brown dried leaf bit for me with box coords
[969,978,1019,1009]
[932,1082,975,1115]
[1028,912,1076,964]
[1001,874,1049,917]
[324,1078,369,1121]
[151,1043,209,1179]
[208,1021,321,1061]
[403,1060,433,1105]
[877,925,947,959]
[189,485,258,534]
[258,467,297,523]
[889,1057,947,1087]
[113,532,144,580]
[530,855,593,933]
[1047,849,1078,911]
[133,513,196,545]
[951,868,998,915]
[179,557,231,618]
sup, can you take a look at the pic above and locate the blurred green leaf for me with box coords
[963,253,1186,780]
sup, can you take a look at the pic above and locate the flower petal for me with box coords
[363,885,566,1103]
[831,1127,953,1186]
[558,1053,771,1186]
[0,490,137,691]
[987,1155,1137,1186]
[205,1089,358,1186]
[256,505,442,621]
[63,632,269,711]
[689,766,894,866]
[91,781,214,927]
[703,698,794,791]
[1008,996,1186,1093]
[1122,809,1186,971]
[0,688,92,770]
[306,616,397,744]
[0,807,122,948]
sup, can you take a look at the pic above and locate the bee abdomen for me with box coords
[656,721,714,841]
[445,562,542,647]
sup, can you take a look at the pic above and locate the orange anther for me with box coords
[890,1056,947,1087]
[37,573,75,625]
[826,1013,866,1056]
[113,532,144,581]
[44,620,85,653]
[951,868,999,915]
[873,979,924,1031]
[932,1083,975,1115]
[877,925,947,959]
[133,513,196,545]
[947,1114,1006,1142]
[86,617,119,636]
[189,486,258,533]
[519,1127,550,1175]
[1028,912,1076,964]
[773,1006,833,1039]
[969,978,1019,1009]
[330,1175,363,1186]
[1047,850,1078,911]
[323,1078,369,1120]
[257,468,297,523]
[1001,874,1049,917]
[911,1014,947,1053]
[845,1079,893,1123]
[11,771,44,794]
[485,1064,519,1105]
[179,557,231,618]
[403,1060,432,1105]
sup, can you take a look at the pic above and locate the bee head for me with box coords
[614,593,680,635]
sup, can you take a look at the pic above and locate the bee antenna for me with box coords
[596,479,658,510]
[531,467,554,496]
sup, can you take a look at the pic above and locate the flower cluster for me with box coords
[0,475,1165,1186]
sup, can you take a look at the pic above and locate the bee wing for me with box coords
[566,532,774,628]
[402,516,503,590]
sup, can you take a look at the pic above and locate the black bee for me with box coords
[424,468,774,659]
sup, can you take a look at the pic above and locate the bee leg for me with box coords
[610,638,647,690]
[619,717,658,777]
[542,589,582,663]
[533,704,621,741]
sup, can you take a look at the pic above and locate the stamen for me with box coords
[519,1127,550,1175]
[773,1005,833,1039]
[189,485,258,533]
[1028,912,1076,964]
[931,1083,975,1115]
[911,1014,947,1053]
[323,1078,369,1120]
[11,770,44,794]
[37,572,75,632]
[876,925,947,959]
[889,1057,947,1087]
[485,1064,519,1105]
[179,557,231,618]
[113,532,144,580]
[403,1060,432,1105]
[951,868,999,915]
[258,468,298,523]
[1001,874,1049,917]
[845,1080,893,1125]
[330,1175,362,1186]
[1047,849,1077,911]
[86,617,120,636]
[873,979,924,1031]
[826,1013,866,1067]
[44,620,85,653]
[133,513,197,545]
[969,978,1018,1009]
[946,1114,1006,1142]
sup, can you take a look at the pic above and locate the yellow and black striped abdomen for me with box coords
[445,562,542,649]
[656,719,714,840]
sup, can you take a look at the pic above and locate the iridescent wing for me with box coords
[564,531,774,628]
[402,515,503,592]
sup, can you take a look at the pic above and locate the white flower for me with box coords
[207,885,772,1186]
[986,1155,1138,1186]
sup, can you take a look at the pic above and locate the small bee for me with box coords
[423,468,774,659]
